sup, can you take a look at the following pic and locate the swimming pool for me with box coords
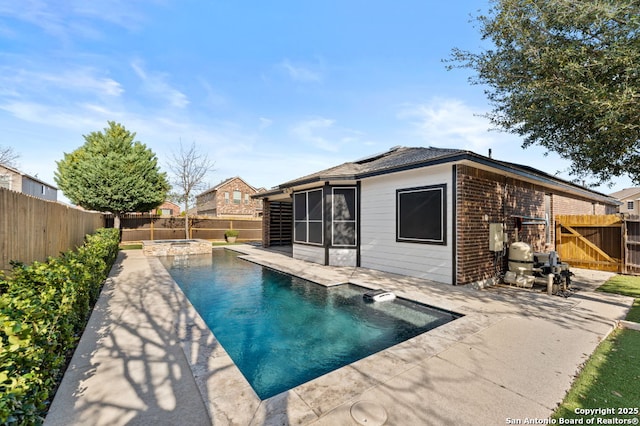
[161,249,460,400]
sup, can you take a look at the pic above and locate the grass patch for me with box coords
[597,274,640,298]
[597,274,640,323]
[553,328,640,420]
[119,243,142,250]
[627,299,640,323]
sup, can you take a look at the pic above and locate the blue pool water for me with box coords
[161,249,460,399]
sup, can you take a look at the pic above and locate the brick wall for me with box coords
[196,177,262,217]
[456,165,614,286]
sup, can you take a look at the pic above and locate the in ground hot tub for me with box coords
[142,239,212,256]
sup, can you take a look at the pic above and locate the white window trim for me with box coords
[293,189,324,245]
[331,187,357,247]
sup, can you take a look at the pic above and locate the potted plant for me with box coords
[224,229,239,243]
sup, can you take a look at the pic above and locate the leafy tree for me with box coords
[0,145,19,167]
[55,121,169,229]
[166,141,215,238]
[448,0,640,184]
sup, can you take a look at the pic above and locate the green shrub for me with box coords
[224,229,239,238]
[0,228,119,425]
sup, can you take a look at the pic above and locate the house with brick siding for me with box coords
[609,187,640,215]
[255,146,618,287]
[196,176,263,217]
[153,201,181,216]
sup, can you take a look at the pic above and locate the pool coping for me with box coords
[45,245,635,425]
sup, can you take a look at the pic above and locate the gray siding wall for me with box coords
[359,164,454,285]
[292,244,325,264]
[21,177,57,201]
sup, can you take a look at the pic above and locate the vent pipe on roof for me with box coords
[488,148,492,158]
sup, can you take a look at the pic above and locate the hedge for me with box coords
[0,228,120,425]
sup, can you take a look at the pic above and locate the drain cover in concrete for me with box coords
[350,400,388,425]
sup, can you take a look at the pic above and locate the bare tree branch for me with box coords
[166,141,216,238]
[0,145,20,168]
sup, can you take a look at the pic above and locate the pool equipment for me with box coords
[363,290,396,302]
[504,241,572,295]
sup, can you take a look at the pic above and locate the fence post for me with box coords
[623,215,627,274]
[150,216,154,241]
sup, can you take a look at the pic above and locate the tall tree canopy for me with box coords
[55,121,169,228]
[448,0,640,184]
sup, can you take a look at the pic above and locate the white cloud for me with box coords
[0,0,152,40]
[289,117,369,153]
[397,98,507,152]
[259,117,273,130]
[279,59,323,82]
[290,117,337,151]
[131,60,189,109]
[0,101,111,130]
[0,67,123,98]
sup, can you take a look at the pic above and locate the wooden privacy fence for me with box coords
[106,214,262,242]
[623,215,640,275]
[0,187,105,272]
[555,215,628,273]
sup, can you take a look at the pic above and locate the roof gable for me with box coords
[261,146,617,205]
[196,176,258,197]
[279,146,464,187]
[609,187,640,201]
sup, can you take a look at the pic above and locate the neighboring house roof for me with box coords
[196,176,258,197]
[0,163,58,189]
[258,146,617,205]
[609,187,640,201]
[158,201,181,211]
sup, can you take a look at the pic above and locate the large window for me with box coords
[294,189,323,244]
[233,191,242,204]
[332,187,357,246]
[396,184,446,244]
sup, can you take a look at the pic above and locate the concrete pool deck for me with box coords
[45,245,634,425]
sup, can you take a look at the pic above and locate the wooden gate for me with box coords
[555,215,623,273]
[624,216,640,275]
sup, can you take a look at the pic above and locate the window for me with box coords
[233,191,241,204]
[628,201,634,210]
[41,185,46,195]
[332,188,357,246]
[0,174,10,189]
[245,193,250,204]
[224,192,229,204]
[396,184,446,244]
[294,189,323,244]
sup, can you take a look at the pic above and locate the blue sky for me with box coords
[0,1,632,203]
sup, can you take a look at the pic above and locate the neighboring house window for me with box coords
[396,184,446,244]
[0,174,10,189]
[627,201,634,210]
[41,185,46,195]
[294,189,323,244]
[332,187,357,246]
[233,191,242,204]
[245,193,250,204]
[224,192,229,204]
